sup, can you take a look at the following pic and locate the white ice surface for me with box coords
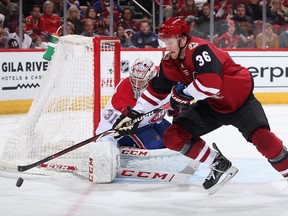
[0,105,287,216]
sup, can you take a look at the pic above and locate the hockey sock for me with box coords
[249,127,283,159]
[180,138,217,164]
[269,147,288,180]
[249,127,288,180]
[163,124,217,164]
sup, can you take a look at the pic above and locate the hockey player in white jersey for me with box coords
[90,57,200,183]
[96,58,171,149]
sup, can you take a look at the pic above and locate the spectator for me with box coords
[25,5,44,40]
[141,14,150,20]
[246,0,263,22]
[0,12,4,28]
[186,15,208,40]
[83,6,108,36]
[246,0,263,34]
[0,26,8,48]
[115,23,134,48]
[116,7,139,34]
[66,21,75,35]
[267,0,288,34]
[67,0,83,19]
[31,35,47,49]
[40,1,62,41]
[59,21,75,36]
[214,20,249,48]
[67,4,83,34]
[256,23,279,48]
[177,0,198,19]
[163,0,183,20]
[23,0,46,17]
[93,0,121,22]
[7,20,33,49]
[232,4,255,38]
[131,20,159,48]
[77,0,90,15]
[0,0,12,29]
[83,6,96,20]
[214,0,233,21]
[279,25,288,47]
[78,0,92,6]
[80,18,97,37]
[51,0,63,17]
[197,3,222,40]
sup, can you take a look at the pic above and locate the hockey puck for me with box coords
[16,177,24,187]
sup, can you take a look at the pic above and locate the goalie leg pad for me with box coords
[119,146,200,174]
[88,142,120,183]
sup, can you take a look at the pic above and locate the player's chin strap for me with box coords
[177,34,190,59]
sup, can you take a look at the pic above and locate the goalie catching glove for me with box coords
[170,83,194,110]
[113,106,142,138]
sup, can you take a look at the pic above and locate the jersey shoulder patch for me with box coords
[188,42,199,50]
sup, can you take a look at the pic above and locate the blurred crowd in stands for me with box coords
[1,0,288,49]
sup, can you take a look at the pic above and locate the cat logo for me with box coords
[188,42,199,50]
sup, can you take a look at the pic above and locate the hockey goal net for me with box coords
[0,35,121,175]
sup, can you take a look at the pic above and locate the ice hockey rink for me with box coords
[0,105,287,216]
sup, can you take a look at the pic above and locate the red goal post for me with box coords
[93,36,121,133]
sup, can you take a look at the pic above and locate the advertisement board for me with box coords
[230,51,288,93]
[0,49,287,114]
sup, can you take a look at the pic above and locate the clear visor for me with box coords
[158,38,180,48]
[158,39,166,48]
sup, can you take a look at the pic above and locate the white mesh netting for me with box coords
[0,35,120,176]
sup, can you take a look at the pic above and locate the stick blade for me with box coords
[18,165,30,172]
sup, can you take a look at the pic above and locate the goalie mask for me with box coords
[130,58,157,99]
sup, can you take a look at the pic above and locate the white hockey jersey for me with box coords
[96,77,167,144]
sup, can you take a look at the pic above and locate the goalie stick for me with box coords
[18,102,171,172]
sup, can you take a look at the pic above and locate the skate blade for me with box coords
[207,166,239,195]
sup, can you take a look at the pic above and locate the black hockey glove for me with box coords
[113,106,141,138]
[167,109,181,118]
[170,83,194,110]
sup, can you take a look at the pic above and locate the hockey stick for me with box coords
[18,102,170,172]
[38,146,200,182]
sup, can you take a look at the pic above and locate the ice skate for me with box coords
[203,143,238,195]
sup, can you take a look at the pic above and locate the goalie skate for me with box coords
[203,143,238,195]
